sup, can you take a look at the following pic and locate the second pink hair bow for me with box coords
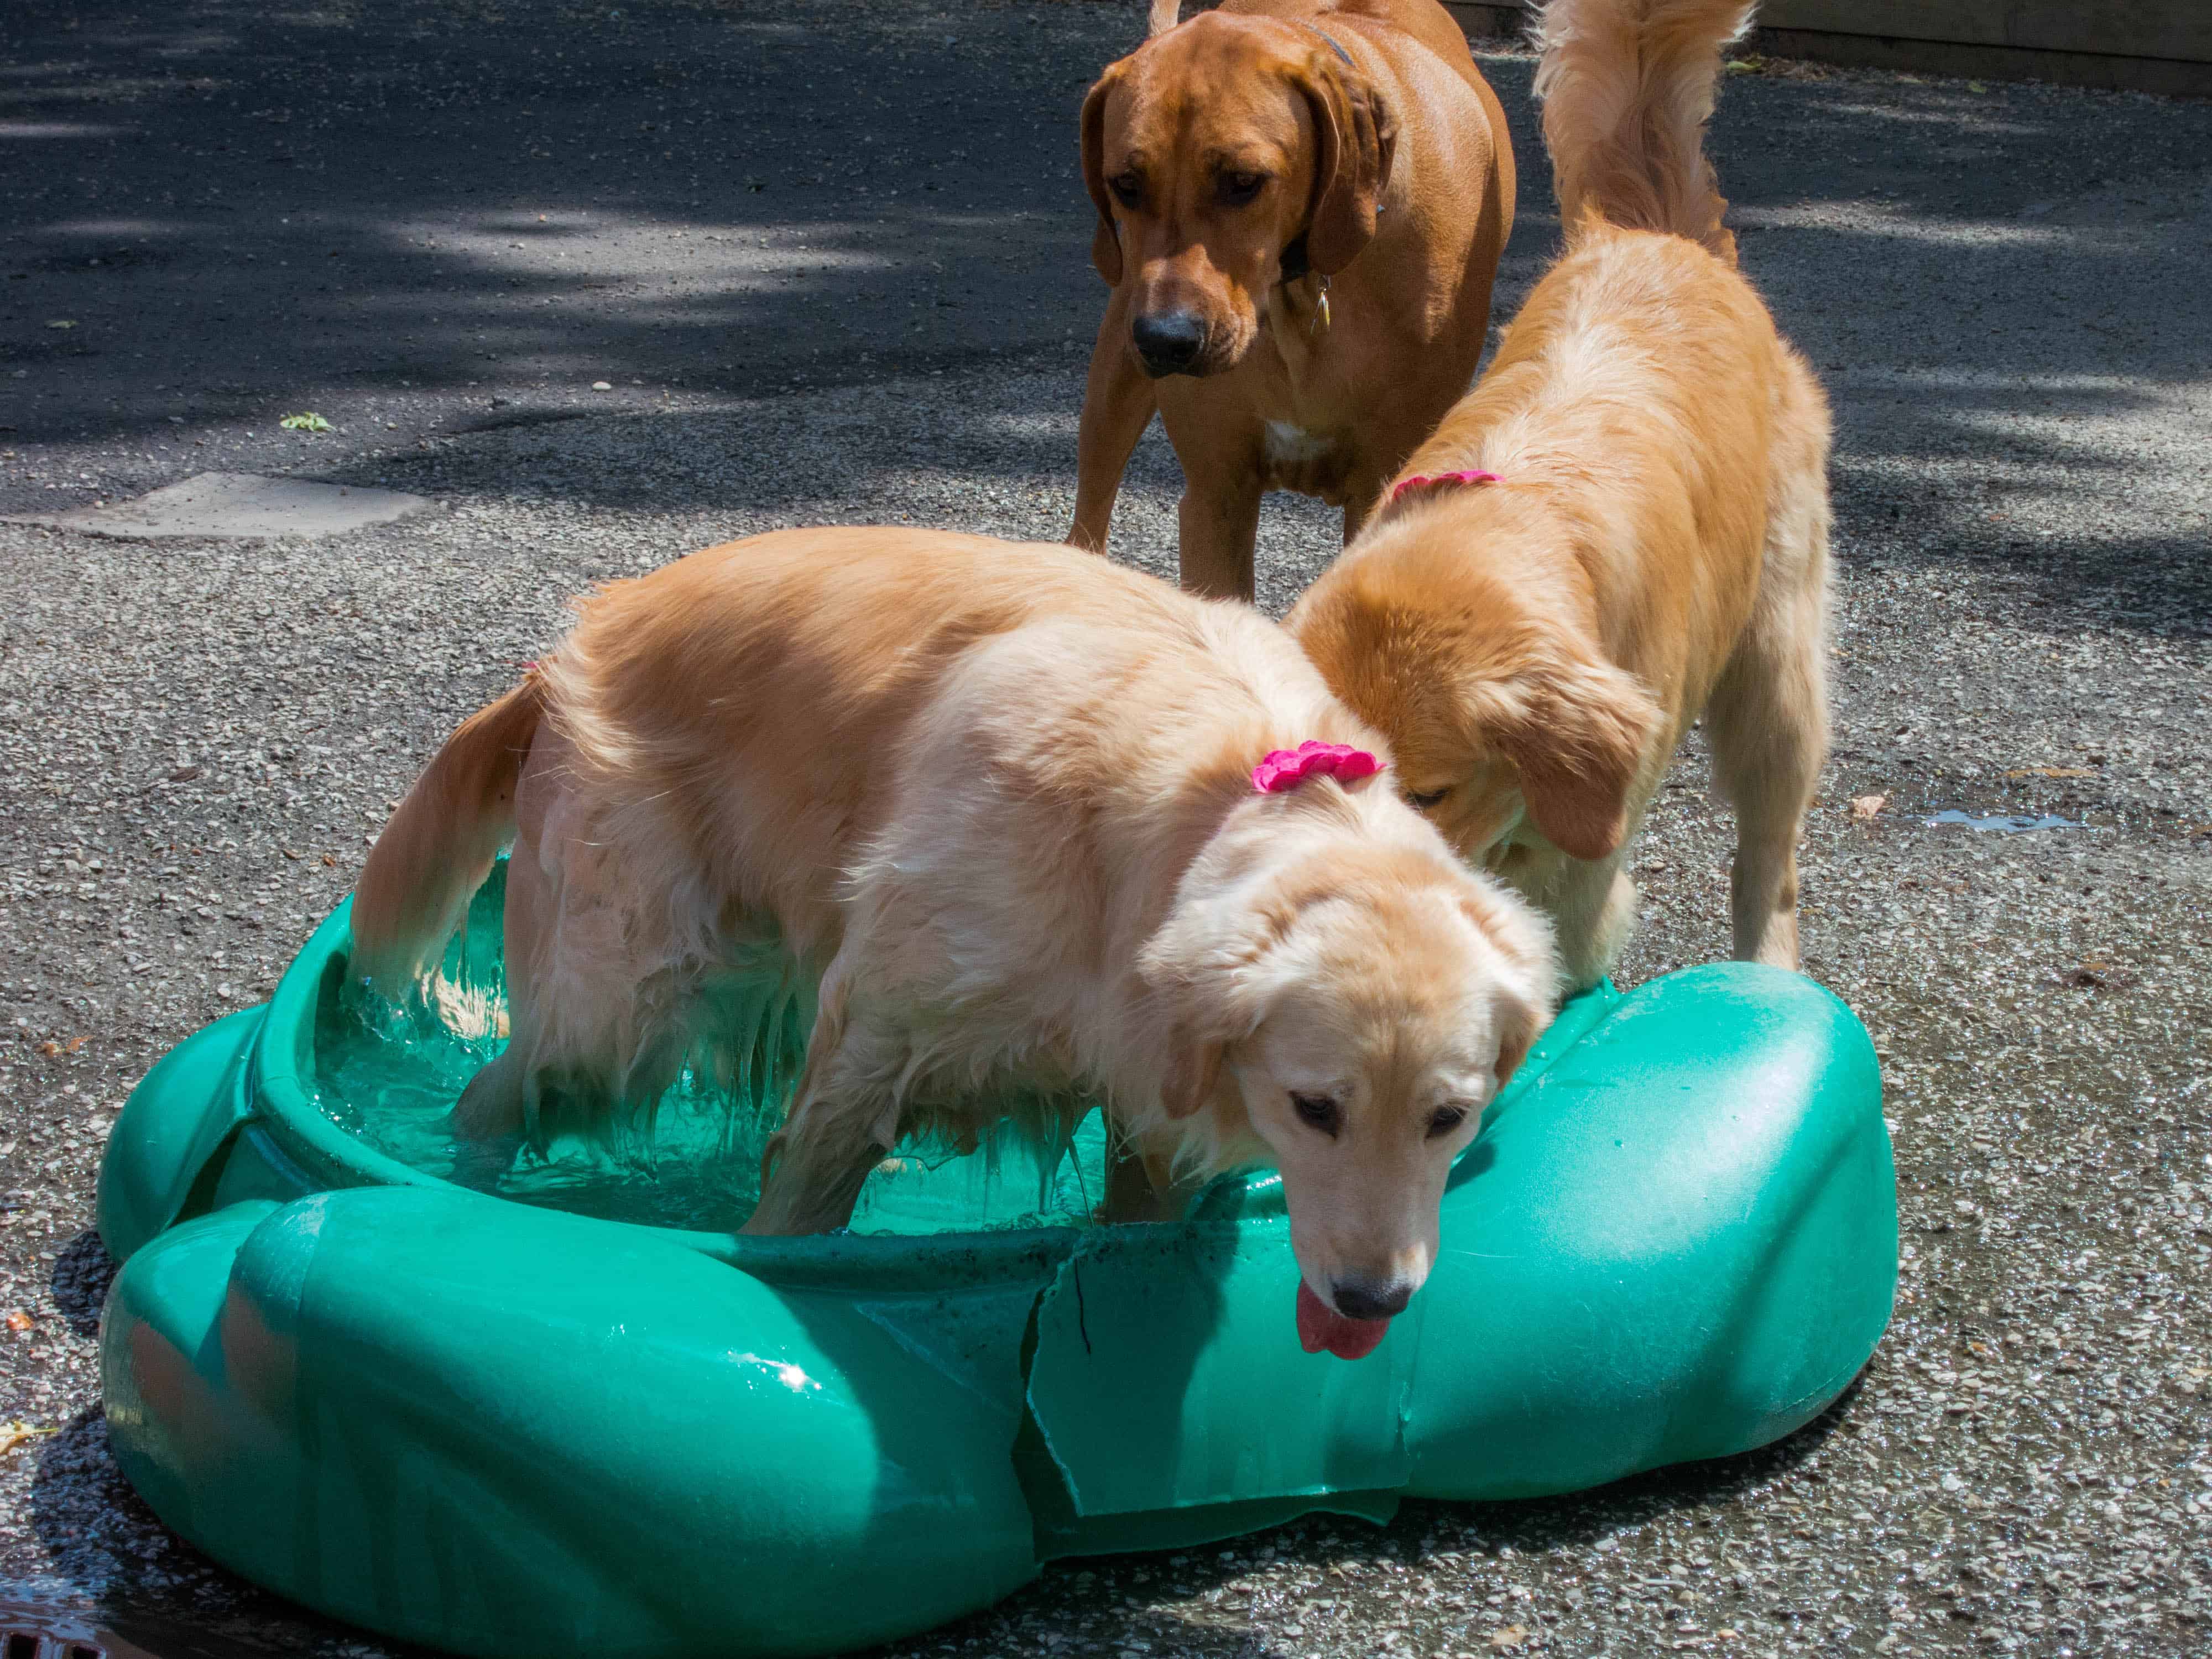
[1252,741,1384,794]
[1387,468,1501,504]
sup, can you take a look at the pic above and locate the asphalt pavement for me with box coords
[3,1,2210,1656]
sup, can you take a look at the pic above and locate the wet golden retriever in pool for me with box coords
[1288,0,1832,989]
[1069,0,1516,601]
[351,529,1556,1357]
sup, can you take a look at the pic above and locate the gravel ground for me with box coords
[4,2,2211,1656]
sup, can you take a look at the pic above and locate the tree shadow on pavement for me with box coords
[6,0,2209,646]
[49,1228,116,1342]
[0,0,1135,460]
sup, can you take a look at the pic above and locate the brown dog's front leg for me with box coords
[1069,302,1155,555]
[1176,462,1264,603]
[1339,463,1388,547]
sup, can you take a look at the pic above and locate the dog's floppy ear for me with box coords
[1454,886,1559,1087]
[1296,58,1397,275]
[1079,69,1127,286]
[1159,1028,1227,1119]
[1471,648,1663,863]
[1489,988,1542,1090]
[1140,879,1297,1120]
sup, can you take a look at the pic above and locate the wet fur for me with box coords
[1288,0,1832,989]
[352,529,1557,1302]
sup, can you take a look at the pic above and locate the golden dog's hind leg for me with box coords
[1709,619,1828,971]
[1709,389,1833,973]
[448,800,559,1175]
[1070,302,1156,555]
[453,1052,528,1141]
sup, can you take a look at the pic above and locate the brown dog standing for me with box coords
[1069,0,1515,600]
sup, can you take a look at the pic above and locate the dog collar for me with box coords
[1389,469,1503,504]
[1305,24,1355,66]
[1276,238,1332,333]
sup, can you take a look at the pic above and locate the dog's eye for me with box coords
[1217,171,1266,206]
[1109,173,1144,208]
[1426,1105,1470,1140]
[1405,786,1449,811]
[1291,1092,1341,1136]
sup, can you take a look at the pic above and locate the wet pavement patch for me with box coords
[3,1594,149,1658]
[0,1590,315,1659]
[2,474,437,542]
[1924,809,2086,833]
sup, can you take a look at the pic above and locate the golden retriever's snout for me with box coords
[1130,307,1211,378]
[1328,1272,1414,1322]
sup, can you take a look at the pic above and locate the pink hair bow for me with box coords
[1253,740,1384,794]
[1387,468,1501,504]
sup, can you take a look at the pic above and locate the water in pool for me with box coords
[310,863,1109,1235]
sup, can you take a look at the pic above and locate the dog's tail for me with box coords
[1532,0,1753,262]
[350,672,545,993]
[1146,0,1180,35]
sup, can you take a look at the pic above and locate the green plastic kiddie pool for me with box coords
[97,865,1895,1659]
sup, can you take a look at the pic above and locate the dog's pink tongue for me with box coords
[1296,1281,1391,1360]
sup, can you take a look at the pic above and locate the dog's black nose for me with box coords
[1131,310,1207,377]
[1331,1275,1413,1322]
